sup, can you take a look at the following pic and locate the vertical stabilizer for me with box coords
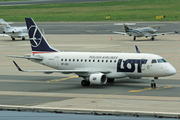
[25,18,58,54]
[123,23,131,32]
[0,19,11,29]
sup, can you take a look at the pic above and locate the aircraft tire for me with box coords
[81,80,90,86]
[151,83,154,88]
[151,37,154,41]
[12,38,15,41]
[153,83,156,88]
[133,37,136,41]
[22,37,25,40]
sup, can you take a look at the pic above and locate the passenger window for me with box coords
[151,59,157,63]
[77,59,79,62]
[102,60,104,62]
[114,60,116,63]
[81,59,83,62]
[69,59,71,61]
[93,60,95,62]
[85,59,87,62]
[73,59,75,62]
[106,60,108,62]
[98,60,100,62]
[61,59,63,61]
[65,59,67,61]
[110,60,112,63]
[89,60,91,62]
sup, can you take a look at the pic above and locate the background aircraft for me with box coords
[9,18,176,88]
[0,19,28,40]
[112,23,178,41]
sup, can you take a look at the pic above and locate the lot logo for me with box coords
[117,59,147,73]
[28,25,42,47]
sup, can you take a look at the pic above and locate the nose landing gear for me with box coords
[150,77,158,88]
[151,80,156,88]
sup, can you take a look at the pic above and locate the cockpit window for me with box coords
[157,59,167,63]
[151,59,157,63]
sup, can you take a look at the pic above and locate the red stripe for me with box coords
[32,52,56,54]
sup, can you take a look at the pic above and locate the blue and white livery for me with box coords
[9,18,176,88]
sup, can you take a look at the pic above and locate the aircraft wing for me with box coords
[111,31,126,35]
[0,34,9,37]
[13,61,111,74]
[152,31,178,36]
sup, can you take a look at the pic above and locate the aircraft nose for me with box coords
[167,65,176,75]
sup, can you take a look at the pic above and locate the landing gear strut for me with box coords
[133,36,136,41]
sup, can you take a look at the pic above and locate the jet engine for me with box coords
[89,73,107,85]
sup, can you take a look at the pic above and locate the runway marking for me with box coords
[129,85,172,92]
[46,76,78,83]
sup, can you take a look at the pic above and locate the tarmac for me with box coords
[0,34,180,118]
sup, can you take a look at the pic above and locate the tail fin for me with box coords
[0,19,11,29]
[123,23,130,32]
[25,18,58,54]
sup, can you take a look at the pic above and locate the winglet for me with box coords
[135,45,140,53]
[13,61,23,72]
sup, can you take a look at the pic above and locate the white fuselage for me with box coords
[4,26,28,38]
[126,27,157,37]
[30,52,176,79]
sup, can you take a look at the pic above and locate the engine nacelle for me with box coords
[89,73,107,85]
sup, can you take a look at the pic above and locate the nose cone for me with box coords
[167,65,176,76]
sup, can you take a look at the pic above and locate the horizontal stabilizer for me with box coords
[7,55,43,60]
[114,23,136,25]
[111,31,126,35]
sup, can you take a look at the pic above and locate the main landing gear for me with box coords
[151,36,155,41]
[81,80,90,86]
[133,36,136,41]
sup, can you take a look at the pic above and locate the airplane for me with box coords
[8,18,176,88]
[0,19,28,40]
[112,23,178,41]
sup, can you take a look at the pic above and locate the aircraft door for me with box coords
[141,59,146,71]
[54,56,59,69]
